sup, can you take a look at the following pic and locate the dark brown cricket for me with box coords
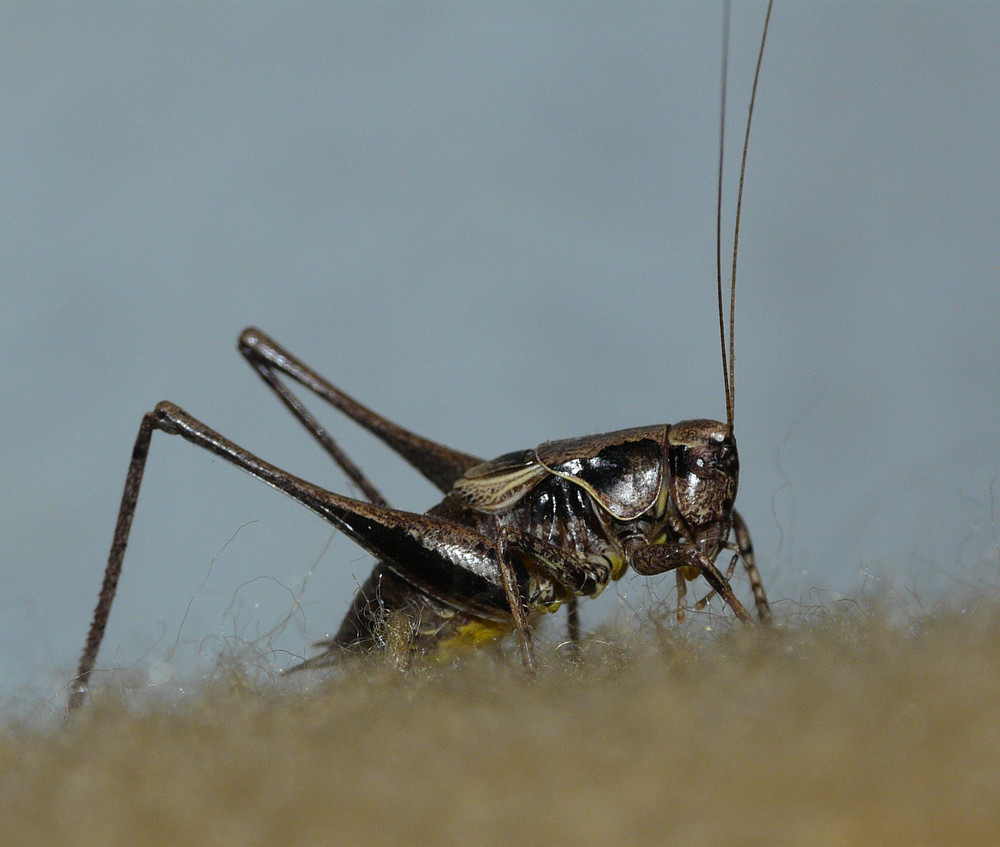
[68,0,774,709]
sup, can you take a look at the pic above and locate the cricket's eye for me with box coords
[670,444,719,480]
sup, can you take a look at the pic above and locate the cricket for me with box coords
[68,0,774,710]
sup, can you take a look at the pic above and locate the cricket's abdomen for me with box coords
[298,563,514,667]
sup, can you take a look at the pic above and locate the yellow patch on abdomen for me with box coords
[435,619,512,657]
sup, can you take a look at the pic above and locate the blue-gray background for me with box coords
[4,3,999,710]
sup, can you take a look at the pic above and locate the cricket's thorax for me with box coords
[451,426,661,608]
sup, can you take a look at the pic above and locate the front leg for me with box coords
[627,539,752,624]
[733,510,771,622]
[690,512,771,622]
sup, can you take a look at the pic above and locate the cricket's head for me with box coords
[667,419,738,555]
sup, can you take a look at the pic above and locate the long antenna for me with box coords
[716,0,773,435]
[715,1,733,432]
[730,0,773,428]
